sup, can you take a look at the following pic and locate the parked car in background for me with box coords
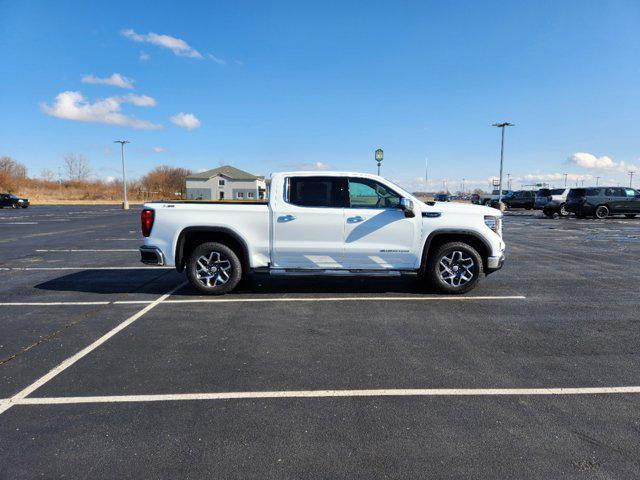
[534,188,570,217]
[500,190,535,210]
[0,193,29,208]
[565,187,640,219]
[433,193,450,202]
[474,189,514,206]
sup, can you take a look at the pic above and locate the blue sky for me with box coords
[1,0,639,191]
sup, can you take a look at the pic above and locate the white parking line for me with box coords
[35,249,138,252]
[0,222,38,225]
[0,295,526,307]
[0,266,172,271]
[0,281,186,415]
[10,386,640,406]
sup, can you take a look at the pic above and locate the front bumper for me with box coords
[139,245,165,265]
[486,251,505,273]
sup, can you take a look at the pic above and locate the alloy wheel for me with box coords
[195,250,232,287]
[438,250,475,287]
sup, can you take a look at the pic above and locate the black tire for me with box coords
[625,214,637,219]
[558,203,569,217]
[21,205,29,208]
[426,241,483,294]
[12,203,19,209]
[186,242,242,295]
[594,205,609,219]
[543,208,554,218]
[483,200,491,206]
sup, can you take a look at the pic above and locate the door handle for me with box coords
[277,214,296,222]
[347,216,365,223]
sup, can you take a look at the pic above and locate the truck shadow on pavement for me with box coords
[34,270,434,295]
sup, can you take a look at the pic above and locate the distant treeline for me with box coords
[0,155,191,202]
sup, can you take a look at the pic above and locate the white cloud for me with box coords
[121,29,202,58]
[153,146,167,153]
[119,93,156,107]
[41,91,162,130]
[81,73,134,89]
[207,53,226,65]
[170,112,200,130]
[568,152,637,173]
[139,51,150,61]
[105,176,117,183]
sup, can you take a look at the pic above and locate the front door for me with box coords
[342,177,420,269]
[271,176,347,269]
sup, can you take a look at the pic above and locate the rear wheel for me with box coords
[558,204,569,217]
[186,242,242,295]
[625,214,637,219]
[594,205,609,219]
[426,242,483,294]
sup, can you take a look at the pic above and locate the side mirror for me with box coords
[400,198,415,217]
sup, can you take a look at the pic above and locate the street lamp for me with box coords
[492,122,514,208]
[375,149,383,176]
[114,140,130,210]
[630,171,635,188]
[563,173,568,187]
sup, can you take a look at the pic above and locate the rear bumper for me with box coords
[139,245,165,266]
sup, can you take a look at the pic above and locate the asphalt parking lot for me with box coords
[1,205,640,479]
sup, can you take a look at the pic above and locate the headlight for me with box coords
[484,215,502,236]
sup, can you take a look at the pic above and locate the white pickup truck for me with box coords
[139,172,505,294]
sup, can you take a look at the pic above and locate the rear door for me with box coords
[271,176,347,269]
[342,177,420,269]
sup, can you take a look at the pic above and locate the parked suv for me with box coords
[0,193,29,208]
[534,188,570,217]
[565,187,640,219]
[502,190,535,210]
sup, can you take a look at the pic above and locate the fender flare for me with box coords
[174,226,250,272]
[419,228,493,274]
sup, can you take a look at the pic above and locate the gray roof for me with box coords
[186,165,260,181]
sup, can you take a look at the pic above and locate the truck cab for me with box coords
[140,172,505,295]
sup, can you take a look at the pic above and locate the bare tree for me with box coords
[63,153,91,181]
[40,169,56,182]
[0,156,27,178]
[141,165,192,199]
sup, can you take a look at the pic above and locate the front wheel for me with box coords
[594,205,609,219]
[186,242,242,295]
[558,203,569,217]
[426,242,483,294]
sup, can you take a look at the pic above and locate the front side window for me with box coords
[287,176,346,208]
[348,178,401,209]
[625,188,636,197]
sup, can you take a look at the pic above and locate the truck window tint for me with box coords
[288,177,345,208]
[348,178,401,209]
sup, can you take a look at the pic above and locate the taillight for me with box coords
[141,209,154,237]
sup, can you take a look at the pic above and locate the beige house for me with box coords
[185,166,267,201]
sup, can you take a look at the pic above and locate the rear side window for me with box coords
[287,177,346,208]
[537,189,551,197]
[550,189,565,195]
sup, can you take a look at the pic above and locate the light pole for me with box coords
[630,171,635,188]
[492,122,514,208]
[506,173,511,190]
[596,176,600,186]
[114,140,130,209]
[375,149,383,176]
[563,173,568,187]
